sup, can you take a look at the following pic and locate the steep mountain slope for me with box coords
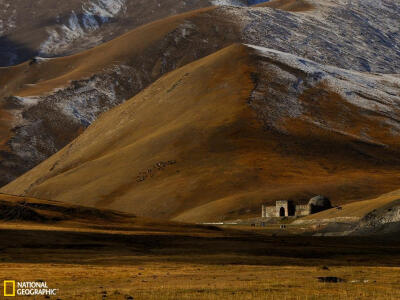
[0,0,398,187]
[0,0,257,66]
[2,44,400,222]
[0,6,230,186]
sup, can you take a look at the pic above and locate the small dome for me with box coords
[308,195,332,213]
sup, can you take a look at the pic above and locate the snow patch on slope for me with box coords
[247,44,400,140]
[0,3,16,36]
[220,0,400,73]
[55,77,118,126]
[39,0,126,56]
[13,96,41,107]
[211,0,246,6]
[211,0,268,5]
[5,63,142,179]
[86,0,126,21]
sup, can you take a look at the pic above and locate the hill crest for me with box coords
[2,43,400,222]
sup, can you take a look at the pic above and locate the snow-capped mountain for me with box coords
[0,0,399,187]
[0,0,263,66]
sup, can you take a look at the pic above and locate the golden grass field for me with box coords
[0,194,398,300]
[1,222,400,300]
[2,263,400,300]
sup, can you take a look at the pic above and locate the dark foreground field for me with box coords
[0,221,399,300]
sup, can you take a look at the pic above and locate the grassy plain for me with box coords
[0,219,399,300]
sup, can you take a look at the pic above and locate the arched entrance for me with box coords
[279,207,285,217]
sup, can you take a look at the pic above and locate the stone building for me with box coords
[262,196,332,218]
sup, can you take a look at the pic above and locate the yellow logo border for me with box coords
[4,280,15,297]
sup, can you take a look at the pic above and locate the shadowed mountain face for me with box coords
[248,0,270,4]
[2,44,400,223]
[0,0,399,188]
[0,0,260,66]
[0,37,37,67]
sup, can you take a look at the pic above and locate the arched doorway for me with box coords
[279,207,285,217]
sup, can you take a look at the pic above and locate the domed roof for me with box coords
[308,195,332,208]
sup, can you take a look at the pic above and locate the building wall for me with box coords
[295,205,310,216]
[262,203,314,218]
[275,200,288,217]
[262,205,276,218]
[276,200,295,216]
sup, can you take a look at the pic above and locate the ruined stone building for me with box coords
[262,196,332,218]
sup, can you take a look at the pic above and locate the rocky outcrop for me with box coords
[349,201,400,237]
[1,65,140,186]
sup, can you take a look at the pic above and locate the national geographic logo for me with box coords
[3,281,15,297]
[3,281,58,297]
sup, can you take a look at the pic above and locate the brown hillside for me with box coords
[0,6,240,186]
[0,0,398,189]
[2,44,400,222]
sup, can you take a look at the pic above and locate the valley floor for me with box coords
[2,263,400,299]
[0,222,399,299]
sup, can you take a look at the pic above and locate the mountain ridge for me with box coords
[3,43,400,222]
[0,0,398,187]
[0,0,263,66]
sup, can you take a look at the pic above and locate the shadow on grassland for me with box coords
[0,227,399,267]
